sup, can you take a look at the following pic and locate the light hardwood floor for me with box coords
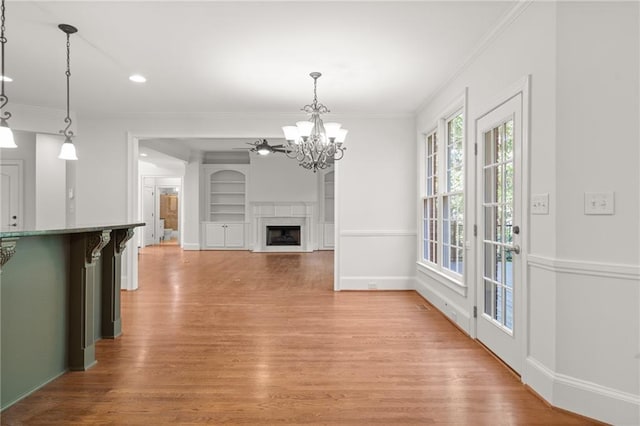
[2,247,597,425]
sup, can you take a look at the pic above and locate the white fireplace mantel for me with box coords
[251,202,315,252]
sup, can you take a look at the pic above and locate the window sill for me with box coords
[416,261,467,297]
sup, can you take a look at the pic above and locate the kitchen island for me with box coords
[0,222,143,410]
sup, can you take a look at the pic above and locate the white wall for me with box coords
[553,2,639,422]
[75,112,416,291]
[74,122,128,224]
[139,160,186,177]
[248,154,317,203]
[35,134,66,229]
[76,114,305,225]
[556,2,639,264]
[414,2,640,424]
[337,115,416,290]
[9,104,75,136]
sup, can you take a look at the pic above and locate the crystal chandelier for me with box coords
[282,72,347,172]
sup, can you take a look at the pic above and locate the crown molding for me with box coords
[415,0,534,115]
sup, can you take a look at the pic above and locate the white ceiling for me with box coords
[7,1,514,116]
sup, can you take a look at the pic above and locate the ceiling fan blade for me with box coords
[270,144,285,148]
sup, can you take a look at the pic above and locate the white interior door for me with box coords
[143,185,155,246]
[476,94,524,373]
[1,161,22,231]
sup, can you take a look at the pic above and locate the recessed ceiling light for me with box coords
[129,74,146,83]
[140,152,148,157]
[0,75,13,82]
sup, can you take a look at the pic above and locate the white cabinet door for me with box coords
[224,224,244,248]
[205,223,226,248]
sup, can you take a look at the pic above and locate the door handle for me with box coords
[505,244,520,255]
[9,223,17,227]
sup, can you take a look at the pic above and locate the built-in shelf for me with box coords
[206,168,246,223]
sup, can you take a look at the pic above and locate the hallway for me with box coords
[2,247,594,424]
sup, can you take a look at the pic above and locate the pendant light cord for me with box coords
[0,0,11,122]
[61,31,73,138]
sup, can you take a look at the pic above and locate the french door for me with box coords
[476,93,524,374]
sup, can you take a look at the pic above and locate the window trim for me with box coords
[418,90,468,286]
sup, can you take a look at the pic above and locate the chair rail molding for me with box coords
[340,230,416,237]
[527,254,640,280]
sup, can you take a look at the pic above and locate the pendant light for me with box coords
[0,0,16,148]
[58,24,78,160]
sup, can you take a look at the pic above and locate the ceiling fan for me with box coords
[234,139,289,156]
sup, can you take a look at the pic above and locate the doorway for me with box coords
[1,160,23,231]
[128,135,339,291]
[475,86,528,374]
[140,178,182,247]
[158,186,179,244]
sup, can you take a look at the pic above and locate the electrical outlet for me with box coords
[367,281,377,290]
[531,193,549,215]
[584,192,615,215]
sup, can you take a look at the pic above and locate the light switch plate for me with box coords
[531,193,549,215]
[584,192,615,215]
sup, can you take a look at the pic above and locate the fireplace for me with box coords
[266,226,301,246]
[252,202,313,252]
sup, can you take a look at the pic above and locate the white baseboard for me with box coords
[338,276,414,291]
[120,274,130,291]
[252,247,313,253]
[414,278,472,335]
[525,357,640,425]
[182,243,200,251]
[523,357,555,402]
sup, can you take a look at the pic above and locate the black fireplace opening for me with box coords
[266,226,301,246]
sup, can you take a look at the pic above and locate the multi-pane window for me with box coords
[421,110,465,278]
[423,132,438,264]
[443,114,464,274]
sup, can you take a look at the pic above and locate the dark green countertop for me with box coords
[0,222,145,238]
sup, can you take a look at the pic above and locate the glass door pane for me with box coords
[482,120,515,332]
